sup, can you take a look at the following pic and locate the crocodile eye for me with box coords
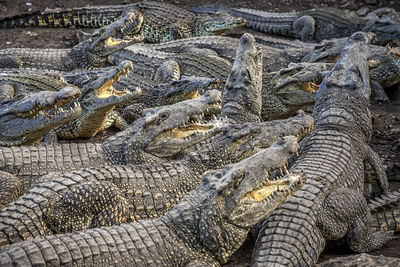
[159,110,170,120]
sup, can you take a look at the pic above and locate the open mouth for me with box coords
[18,101,81,120]
[83,61,132,99]
[300,82,320,93]
[244,172,305,203]
[166,123,216,139]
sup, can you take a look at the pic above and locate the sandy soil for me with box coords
[0,0,399,265]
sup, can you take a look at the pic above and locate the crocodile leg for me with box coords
[317,187,393,253]
[292,15,316,41]
[44,181,130,234]
[364,144,389,197]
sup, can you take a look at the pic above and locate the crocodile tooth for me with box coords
[39,111,44,116]
[283,165,288,174]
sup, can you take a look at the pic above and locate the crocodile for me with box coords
[54,60,141,139]
[0,33,313,244]
[252,32,392,266]
[191,6,400,43]
[0,1,246,43]
[0,90,222,191]
[0,136,306,266]
[0,12,144,71]
[0,87,82,146]
[0,61,142,139]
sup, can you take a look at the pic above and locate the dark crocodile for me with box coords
[0,136,306,266]
[0,90,222,191]
[0,13,144,71]
[252,32,392,266]
[191,6,400,43]
[0,1,245,44]
[0,87,81,146]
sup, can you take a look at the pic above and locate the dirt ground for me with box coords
[1,0,399,265]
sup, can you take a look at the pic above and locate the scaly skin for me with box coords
[192,6,400,43]
[0,1,246,43]
[0,88,82,146]
[0,90,222,191]
[0,13,144,71]
[252,32,392,266]
[0,170,22,210]
[0,136,305,266]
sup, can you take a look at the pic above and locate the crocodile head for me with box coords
[301,38,347,63]
[195,136,306,263]
[102,89,223,164]
[262,62,332,121]
[55,60,140,139]
[0,87,81,146]
[163,76,222,104]
[221,33,263,123]
[71,12,144,68]
[193,11,246,37]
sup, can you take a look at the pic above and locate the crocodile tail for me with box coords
[0,8,123,28]
[369,189,400,233]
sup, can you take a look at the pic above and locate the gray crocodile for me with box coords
[252,32,392,266]
[0,13,144,71]
[53,61,141,139]
[0,1,246,43]
[0,136,306,266]
[0,33,313,245]
[0,90,222,191]
[191,6,400,43]
[0,87,82,146]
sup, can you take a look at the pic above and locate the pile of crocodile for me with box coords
[0,1,399,266]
